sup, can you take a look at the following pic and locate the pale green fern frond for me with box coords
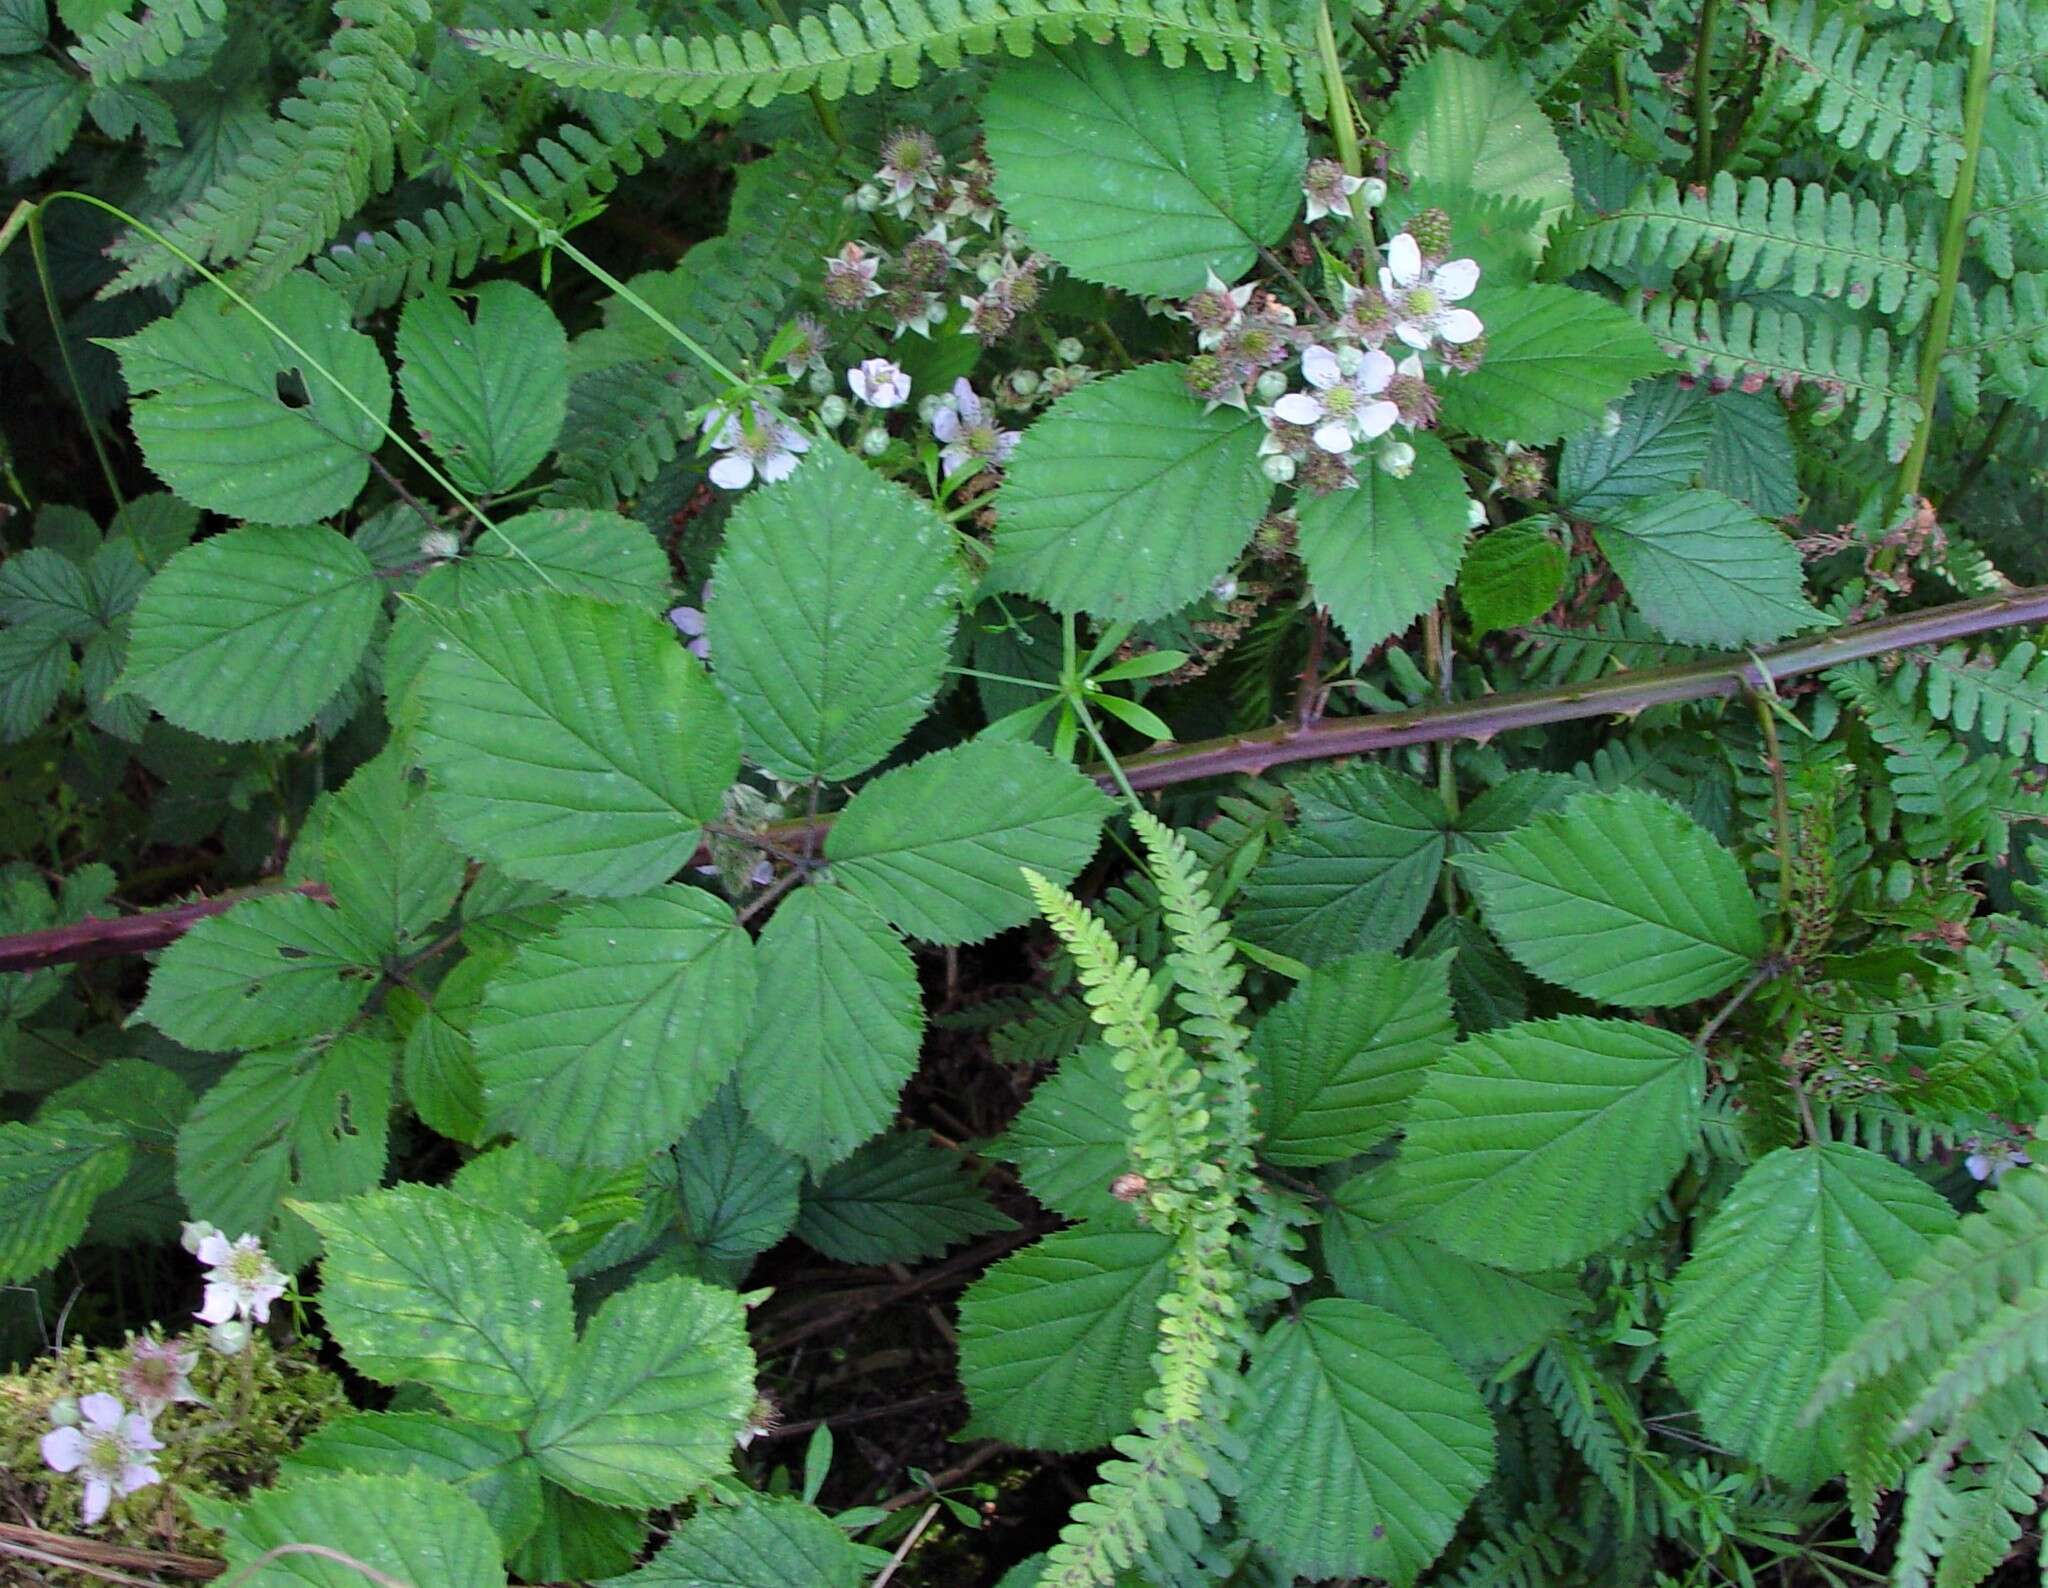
[1893,640,2048,763]
[69,0,226,85]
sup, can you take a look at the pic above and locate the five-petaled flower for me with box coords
[874,128,943,217]
[1380,234,1483,349]
[930,380,1020,477]
[704,403,812,491]
[120,1338,200,1418]
[195,1231,288,1325]
[1302,158,1370,224]
[849,358,912,409]
[1273,345,1399,453]
[41,1393,163,1526]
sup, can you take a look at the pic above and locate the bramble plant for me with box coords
[5,0,2048,1583]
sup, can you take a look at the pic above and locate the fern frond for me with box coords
[1830,665,2029,858]
[1902,1293,2048,1439]
[1036,1417,1231,1587]
[69,0,226,85]
[1565,172,1941,324]
[105,0,429,293]
[1894,641,2048,763]
[1643,296,1923,456]
[1946,273,2048,414]
[1750,0,1966,193]
[1906,1428,2048,1587]
[1534,1340,1639,1528]
[457,0,1317,117]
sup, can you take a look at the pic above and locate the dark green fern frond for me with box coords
[455,0,1318,117]
[1945,273,2048,415]
[1565,173,1941,324]
[105,0,429,294]
[69,0,226,86]
[1892,640,2048,761]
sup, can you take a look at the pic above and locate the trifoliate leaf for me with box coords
[1665,1143,1956,1487]
[794,1131,1015,1263]
[284,1413,543,1556]
[1382,50,1573,239]
[1556,378,1712,517]
[119,524,381,741]
[104,274,392,524]
[1594,488,1826,647]
[739,884,922,1168]
[138,891,381,1051]
[1250,950,1456,1165]
[983,45,1305,296]
[991,364,1269,622]
[1437,284,1671,444]
[528,1276,755,1507]
[1391,1016,1705,1270]
[1701,388,1799,517]
[301,1182,574,1428]
[599,1494,884,1588]
[1297,431,1470,659]
[1321,1166,1583,1369]
[958,1223,1172,1451]
[999,1042,1135,1224]
[708,440,958,782]
[0,1112,130,1282]
[320,750,466,955]
[1237,1299,1494,1584]
[824,741,1110,944]
[176,1033,392,1270]
[398,282,567,495]
[1453,786,1765,1006]
[673,1081,802,1277]
[1457,520,1566,638]
[1237,764,1450,964]
[208,1473,506,1588]
[474,886,756,1168]
[413,592,739,897]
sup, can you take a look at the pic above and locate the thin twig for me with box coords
[873,1503,943,1585]
[369,455,443,537]
[737,866,804,926]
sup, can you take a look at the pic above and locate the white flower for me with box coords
[1965,1139,2032,1183]
[1302,157,1369,224]
[1379,234,1483,350]
[848,358,912,409]
[1180,268,1256,350]
[874,127,943,217]
[41,1393,163,1526]
[195,1232,287,1325]
[781,314,829,379]
[1272,344,1398,453]
[704,403,812,491]
[930,379,1020,477]
[120,1338,200,1418]
[668,604,710,661]
[823,243,884,310]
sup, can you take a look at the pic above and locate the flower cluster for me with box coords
[1180,205,1486,494]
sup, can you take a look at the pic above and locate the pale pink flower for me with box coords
[41,1393,162,1526]
[848,358,912,409]
[930,380,1020,477]
[1302,158,1369,224]
[195,1232,287,1325]
[120,1338,200,1417]
[704,403,811,491]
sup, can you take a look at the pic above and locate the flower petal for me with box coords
[1300,345,1342,389]
[196,1234,232,1267]
[1356,400,1400,440]
[1385,232,1423,287]
[709,455,756,491]
[197,1284,237,1324]
[759,450,802,485]
[80,1393,123,1431]
[1312,423,1355,454]
[122,1416,163,1451]
[1356,349,1396,393]
[41,1427,86,1473]
[930,408,961,443]
[1394,323,1433,351]
[1438,307,1485,345]
[1434,258,1481,299]
[117,1462,161,1498]
[1272,392,1323,426]
[82,1478,111,1526]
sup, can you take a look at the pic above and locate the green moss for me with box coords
[0,1329,347,1584]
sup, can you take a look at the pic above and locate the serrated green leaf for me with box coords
[1297,431,1470,659]
[1238,764,1450,965]
[0,1112,130,1282]
[708,441,958,782]
[40,1059,193,1245]
[397,949,499,1145]
[1666,1143,1955,1488]
[1457,520,1566,637]
[674,1081,802,1276]
[321,750,466,955]
[958,1223,1171,1452]
[1237,1298,1494,1584]
[824,741,1110,944]
[175,1034,391,1271]
[1391,1016,1705,1271]
[1556,379,1712,517]
[0,619,74,741]
[398,282,567,494]
[449,1142,646,1271]
[983,46,1305,297]
[119,524,382,742]
[284,1413,543,1556]
[1594,488,1825,648]
[1382,50,1572,240]
[1701,388,1799,517]
[794,1131,1015,1263]
[208,1472,506,1588]
[414,592,739,897]
[991,363,1269,622]
[739,884,921,1168]
[511,1486,645,1583]
[1437,284,1671,444]
[0,0,48,54]
[138,892,380,1051]
[302,1182,574,1428]
[0,56,85,179]
[1321,1164,1583,1369]
[528,1276,755,1507]
[599,1494,883,1588]
[474,886,756,1168]
[104,275,391,524]
[1000,1041,1134,1224]
[0,546,96,637]
[1250,949,1456,1166]
[1453,786,1765,1006]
